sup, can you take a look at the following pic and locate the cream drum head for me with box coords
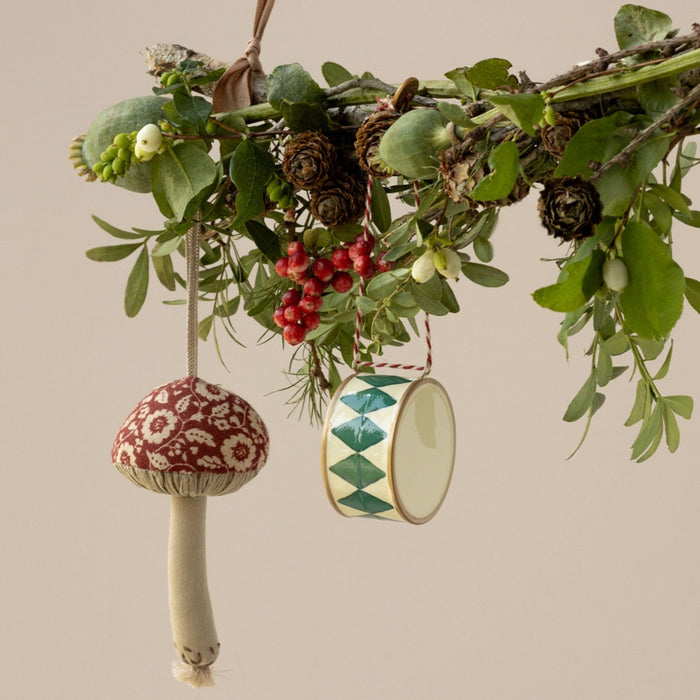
[321,374,455,524]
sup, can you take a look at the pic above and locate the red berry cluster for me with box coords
[273,234,393,346]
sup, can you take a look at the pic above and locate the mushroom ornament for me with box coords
[111,375,269,687]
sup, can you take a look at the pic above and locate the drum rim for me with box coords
[388,377,456,524]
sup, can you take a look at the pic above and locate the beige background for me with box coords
[3,1,700,698]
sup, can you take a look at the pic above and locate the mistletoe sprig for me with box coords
[70,4,700,458]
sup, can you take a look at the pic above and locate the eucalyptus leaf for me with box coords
[151,143,218,221]
[473,236,494,263]
[280,101,331,132]
[267,63,325,110]
[365,269,410,300]
[173,93,212,128]
[124,246,149,317]
[409,281,449,315]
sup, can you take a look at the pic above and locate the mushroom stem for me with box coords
[168,495,219,688]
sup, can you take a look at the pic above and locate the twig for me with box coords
[308,341,331,392]
[590,83,700,182]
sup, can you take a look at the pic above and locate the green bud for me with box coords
[117,148,131,161]
[204,119,217,135]
[105,144,119,159]
[544,105,557,127]
[114,133,131,149]
[166,73,181,87]
[112,158,125,175]
[101,164,113,180]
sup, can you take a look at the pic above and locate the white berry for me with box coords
[434,248,461,279]
[412,250,436,283]
[602,258,629,292]
[136,123,163,153]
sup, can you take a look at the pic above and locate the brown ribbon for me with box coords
[212,0,276,113]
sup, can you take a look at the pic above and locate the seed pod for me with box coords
[378,109,451,181]
[412,250,437,283]
[602,258,629,291]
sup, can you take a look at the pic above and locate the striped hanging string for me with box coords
[352,175,432,376]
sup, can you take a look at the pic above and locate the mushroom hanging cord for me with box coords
[186,221,201,377]
[212,0,276,112]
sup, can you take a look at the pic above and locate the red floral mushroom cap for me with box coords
[111,377,269,496]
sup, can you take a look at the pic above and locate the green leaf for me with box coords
[473,236,494,263]
[636,79,678,120]
[267,63,325,110]
[445,67,477,101]
[597,345,614,387]
[664,395,693,420]
[470,141,520,201]
[409,279,449,315]
[619,220,684,339]
[440,277,460,313]
[173,93,212,128]
[465,58,516,90]
[488,93,545,136]
[563,372,597,422]
[91,215,144,240]
[244,220,282,262]
[603,330,629,355]
[661,401,680,453]
[461,262,509,287]
[198,314,214,341]
[152,235,182,257]
[152,252,176,291]
[684,277,700,314]
[151,143,218,221]
[532,251,604,312]
[280,101,331,132]
[674,210,700,227]
[625,379,650,426]
[653,341,673,380]
[436,102,475,128]
[370,179,392,233]
[630,402,663,460]
[365,268,410,300]
[555,113,671,215]
[124,246,149,317]
[321,62,354,87]
[229,139,275,227]
[647,183,691,218]
[85,243,142,262]
[355,295,376,316]
[614,4,672,50]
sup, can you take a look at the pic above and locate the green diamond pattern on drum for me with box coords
[359,375,411,388]
[331,415,386,453]
[326,374,413,518]
[338,490,394,514]
[340,387,396,414]
[329,453,385,488]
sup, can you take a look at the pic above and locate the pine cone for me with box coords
[310,172,367,227]
[354,110,399,178]
[439,147,530,207]
[538,176,602,241]
[541,112,583,159]
[282,132,338,190]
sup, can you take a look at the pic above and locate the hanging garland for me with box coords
[71,3,700,462]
